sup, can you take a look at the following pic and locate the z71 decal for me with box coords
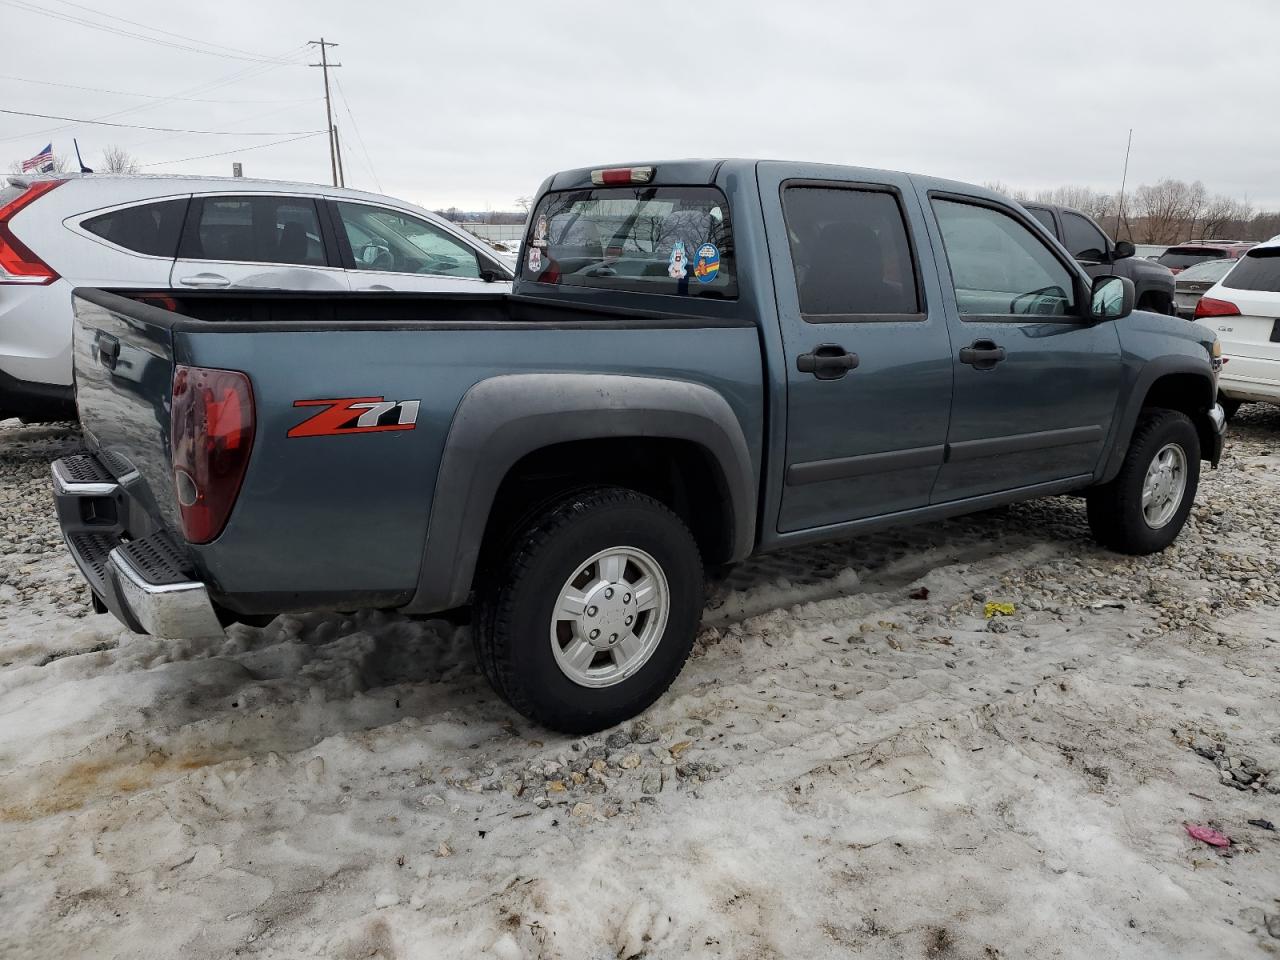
[287,396,421,438]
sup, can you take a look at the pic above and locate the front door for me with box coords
[170,194,350,292]
[758,163,955,533]
[921,190,1123,503]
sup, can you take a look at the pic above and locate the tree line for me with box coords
[987,179,1278,245]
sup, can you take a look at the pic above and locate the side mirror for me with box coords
[1091,275,1135,322]
[1112,240,1135,261]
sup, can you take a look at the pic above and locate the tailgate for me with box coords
[71,288,182,531]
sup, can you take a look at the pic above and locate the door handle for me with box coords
[98,334,119,370]
[797,344,859,380]
[959,339,1007,369]
[177,273,231,288]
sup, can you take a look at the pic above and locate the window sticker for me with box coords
[667,241,688,279]
[693,243,721,284]
[527,246,542,273]
[533,214,548,248]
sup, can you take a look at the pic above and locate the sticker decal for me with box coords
[667,241,688,279]
[287,397,420,438]
[532,214,548,248]
[693,242,720,284]
[528,246,542,273]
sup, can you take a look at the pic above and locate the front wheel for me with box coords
[1086,408,1200,555]
[475,487,704,733]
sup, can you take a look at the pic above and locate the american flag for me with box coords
[21,144,54,173]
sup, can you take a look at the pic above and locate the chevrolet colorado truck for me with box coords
[54,160,1226,733]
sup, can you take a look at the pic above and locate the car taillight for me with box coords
[1194,297,1241,319]
[170,364,255,544]
[590,166,654,186]
[0,179,64,284]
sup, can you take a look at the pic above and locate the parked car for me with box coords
[1021,202,1176,314]
[0,174,514,422]
[1192,237,1280,417]
[54,159,1225,732]
[1157,241,1255,274]
[1174,258,1237,318]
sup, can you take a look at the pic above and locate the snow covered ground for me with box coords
[2,411,1279,959]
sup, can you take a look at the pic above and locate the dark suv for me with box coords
[1157,241,1256,275]
[1023,202,1177,315]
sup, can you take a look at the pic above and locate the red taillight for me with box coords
[590,166,655,186]
[1194,296,1241,319]
[0,179,64,284]
[170,364,255,544]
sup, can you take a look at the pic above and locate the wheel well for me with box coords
[1141,372,1215,456]
[479,437,736,569]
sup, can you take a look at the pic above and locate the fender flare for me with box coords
[404,373,757,613]
[1098,356,1216,484]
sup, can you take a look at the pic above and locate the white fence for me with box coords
[459,222,525,244]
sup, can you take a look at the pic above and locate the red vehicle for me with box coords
[1157,240,1256,275]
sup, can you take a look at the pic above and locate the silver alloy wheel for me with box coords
[549,546,669,688]
[1141,442,1188,529]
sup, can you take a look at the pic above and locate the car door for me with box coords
[757,163,955,532]
[170,194,350,291]
[329,199,509,292]
[920,188,1123,503]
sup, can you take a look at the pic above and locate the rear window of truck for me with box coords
[522,186,736,298]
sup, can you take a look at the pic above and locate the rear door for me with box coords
[920,188,1123,503]
[170,194,349,291]
[328,199,509,292]
[757,162,955,532]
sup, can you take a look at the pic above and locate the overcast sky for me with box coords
[1,0,1276,211]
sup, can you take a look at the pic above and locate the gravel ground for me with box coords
[2,407,1279,958]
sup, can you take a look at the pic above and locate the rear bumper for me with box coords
[52,455,224,638]
[0,366,74,421]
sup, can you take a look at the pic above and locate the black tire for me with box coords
[1086,408,1200,555]
[474,486,704,733]
[1218,394,1242,421]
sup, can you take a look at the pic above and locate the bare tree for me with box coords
[1032,185,1117,223]
[1131,179,1206,244]
[515,196,533,214]
[1198,194,1252,240]
[100,144,140,174]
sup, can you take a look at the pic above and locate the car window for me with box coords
[932,198,1077,317]
[1158,248,1227,269]
[335,202,481,279]
[1177,259,1235,283]
[82,198,189,257]
[180,196,326,266]
[1222,249,1280,293]
[782,186,921,318]
[1061,211,1109,259]
[524,186,735,298]
[1025,206,1057,234]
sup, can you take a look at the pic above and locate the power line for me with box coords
[0,73,319,104]
[139,131,328,168]
[334,75,382,193]
[0,0,298,63]
[0,107,325,136]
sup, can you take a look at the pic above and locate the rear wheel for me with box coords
[1087,408,1200,554]
[475,487,704,733]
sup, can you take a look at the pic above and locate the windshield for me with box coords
[1222,248,1280,293]
[1176,259,1235,282]
[1158,248,1228,269]
[522,186,736,298]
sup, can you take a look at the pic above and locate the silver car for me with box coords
[1173,258,1237,318]
[0,174,513,422]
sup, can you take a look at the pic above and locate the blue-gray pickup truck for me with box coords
[54,159,1226,732]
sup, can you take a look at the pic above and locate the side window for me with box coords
[1061,211,1109,259]
[1025,206,1057,235]
[931,198,1078,318]
[82,198,189,257]
[782,186,921,318]
[180,196,326,266]
[335,202,480,279]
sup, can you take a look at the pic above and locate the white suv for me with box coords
[0,174,513,421]
[1192,236,1280,417]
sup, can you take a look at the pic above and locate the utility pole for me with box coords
[308,38,341,187]
[333,123,346,188]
